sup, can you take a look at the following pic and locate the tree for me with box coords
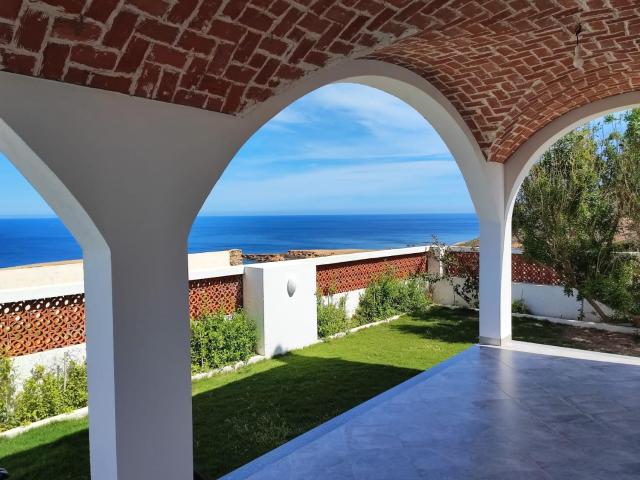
[513,110,640,324]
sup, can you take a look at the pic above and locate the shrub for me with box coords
[190,310,257,373]
[61,359,88,410]
[0,351,16,430]
[13,356,88,425]
[317,292,351,338]
[512,298,530,314]
[355,273,431,325]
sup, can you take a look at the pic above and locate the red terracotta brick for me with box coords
[221,84,245,112]
[116,36,150,73]
[137,19,179,44]
[255,57,279,84]
[40,42,71,79]
[168,0,199,24]
[16,9,48,52]
[51,18,102,42]
[0,50,37,75]
[155,69,179,101]
[199,75,230,96]
[0,0,22,21]
[71,45,117,69]
[148,43,187,69]
[174,89,207,108]
[233,31,260,63]
[259,37,288,56]
[129,0,170,17]
[289,37,314,64]
[238,7,273,31]
[85,0,120,23]
[177,30,216,55]
[180,56,208,89]
[208,19,245,43]
[64,66,90,85]
[0,0,636,166]
[225,64,256,83]
[103,10,139,49]
[39,0,83,14]
[189,0,223,31]
[0,22,13,44]
[207,41,234,75]
[135,61,161,97]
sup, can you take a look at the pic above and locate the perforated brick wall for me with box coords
[445,251,560,285]
[0,273,243,356]
[188,273,243,319]
[316,253,427,295]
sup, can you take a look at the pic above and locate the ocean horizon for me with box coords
[0,213,478,269]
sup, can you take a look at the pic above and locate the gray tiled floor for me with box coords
[223,346,640,479]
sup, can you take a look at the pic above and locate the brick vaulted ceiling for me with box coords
[0,1,639,163]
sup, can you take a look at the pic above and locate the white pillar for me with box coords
[478,164,512,346]
[244,261,317,357]
[84,234,192,479]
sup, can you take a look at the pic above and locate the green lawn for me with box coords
[1,307,634,479]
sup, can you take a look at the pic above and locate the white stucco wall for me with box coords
[0,250,236,292]
[244,261,318,357]
[431,277,612,322]
[11,343,86,390]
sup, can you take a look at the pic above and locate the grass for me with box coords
[1,306,636,478]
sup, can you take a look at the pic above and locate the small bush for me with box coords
[13,356,88,426]
[190,310,257,373]
[61,359,88,410]
[355,273,431,325]
[0,351,16,430]
[512,299,530,314]
[15,365,66,424]
[317,292,351,338]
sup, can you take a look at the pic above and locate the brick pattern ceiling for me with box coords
[0,0,638,163]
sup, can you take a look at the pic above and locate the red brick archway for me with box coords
[1,1,638,163]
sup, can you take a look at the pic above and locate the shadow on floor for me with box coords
[1,355,424,479]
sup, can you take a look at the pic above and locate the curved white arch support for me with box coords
[505,92,640,213]
[0,71,246,480]
[486,92,640,347]
[0,56,517,477]
[242,60,514,345]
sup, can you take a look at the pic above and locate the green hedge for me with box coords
[317,293,351,338]
[0,310,257,432]
[190,310,258,373]
[355,273,431,325]
[316,273,432,338]
[0,355,87,431]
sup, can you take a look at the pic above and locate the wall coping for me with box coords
[0,245,527,303]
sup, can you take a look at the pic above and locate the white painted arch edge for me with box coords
[238,59,503,223]
[0,118,106,254]
[504,91,640,217]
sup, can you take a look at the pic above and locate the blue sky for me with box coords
[0,83,473,217]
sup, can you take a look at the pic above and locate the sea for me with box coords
[0,214,478,269]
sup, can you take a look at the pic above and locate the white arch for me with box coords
[231,59,513,346]
[504,92,640,217]
[237,59,502,222]
[0,118,107,254]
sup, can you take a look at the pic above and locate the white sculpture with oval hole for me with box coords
[244,262,317,357]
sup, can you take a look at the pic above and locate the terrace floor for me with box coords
[223,343,640,480]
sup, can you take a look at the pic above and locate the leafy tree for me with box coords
[513,110,640,323]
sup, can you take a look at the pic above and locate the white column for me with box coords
[83,233,192,480]
[244,261,317,357]
[478,164,512,346]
